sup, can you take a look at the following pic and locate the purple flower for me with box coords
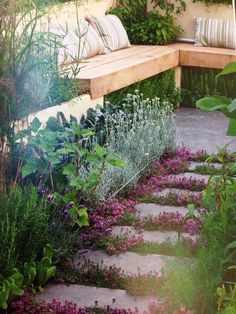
[60,187,69,196]
[47,194,55,202]
[38,185,49,197]
[68,201,74,208]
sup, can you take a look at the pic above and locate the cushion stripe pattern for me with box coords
[85,14,131,52]
[195,17,235,49]
[50,20,106,65]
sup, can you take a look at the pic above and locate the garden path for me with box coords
[176,107,236,153]
[37,108,231,313]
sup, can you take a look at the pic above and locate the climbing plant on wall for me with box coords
[108,0,186,45]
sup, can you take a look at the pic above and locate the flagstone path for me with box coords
[37,108,236,313]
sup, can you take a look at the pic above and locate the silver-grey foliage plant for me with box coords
[80,93,176,199]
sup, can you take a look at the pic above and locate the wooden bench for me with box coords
[70,43,236,100]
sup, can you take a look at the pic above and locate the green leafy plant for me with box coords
[0,268,24,310]
[15,116,127,226]
[108,0,185,45]
[196,63,236,136]
[105,70,180,108]
[35,244,56,291]
[0,244,55,309]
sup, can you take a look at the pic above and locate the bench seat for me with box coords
[75,45,179,99]
[63,43,236,100]
[170,43,236,69]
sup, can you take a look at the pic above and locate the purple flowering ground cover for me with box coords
[8,147,208,314]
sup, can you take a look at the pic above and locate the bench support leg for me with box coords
[174,66,182,89]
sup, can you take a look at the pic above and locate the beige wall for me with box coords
[17,0,115,33]
[149,0,233,39]
[18,95,104,130]
[21,0,116,31]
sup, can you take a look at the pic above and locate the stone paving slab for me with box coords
[176,108,236,154]
[188,161,222,171]
[37,284,156,312]
[153,188,201,197]
[74,250,174,275]
[168,172,209,181]
[111,226,141,237]
[135,203,189,217]
[111,226,197,243]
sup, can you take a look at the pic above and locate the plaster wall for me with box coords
[36,0,115,30]
[18,95,104,130]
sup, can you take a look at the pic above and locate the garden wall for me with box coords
[36,0,115,29]
[21,95,103,129]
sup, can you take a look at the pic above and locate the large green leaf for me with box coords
[69,177,84,189]
[43,244,54,260]
[227,99,236,113]
[94,144,107,158]
[76,208,89,227]
[30,117,41,133]
[80,128,94,138]
[216,62,236,78]
[196,96,228,112]
[86,153,101,164]
[62,164,76,177]
[78,148,89,157]
[107,154,128,168]
[56,148,75,155]
[0,279,10,309]
[22,162,38,178]
[85,173,101,190]
[227,119,236,136]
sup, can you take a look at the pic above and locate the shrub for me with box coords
[0,186,49,276]
[181,67,236,107]
[108,0,185,45]
[105,70,181,108]
[82,93,175,199]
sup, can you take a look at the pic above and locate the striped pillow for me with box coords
[195,17,235,49]
[50,20,107,65]
[85,14,131,52]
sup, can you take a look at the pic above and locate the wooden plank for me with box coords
[61,45,158,74]
[170,43,236,69]
[78,46,177,79]
[180,49,236,69]
[87,49,179,99]
[79,45,159,71]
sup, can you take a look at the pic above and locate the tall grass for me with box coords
[0,186,49,276]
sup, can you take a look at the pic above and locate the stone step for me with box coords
[188,161,221,171]
[37,284,155,312]
[167,172,209,182]
[111,226,198,243]
[154,188,201,198]
[135,203,189,217]
[74,250,175,275]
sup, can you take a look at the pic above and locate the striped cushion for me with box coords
[195,17,235,49]
[50,20,107,65]
[85,14,131,52]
